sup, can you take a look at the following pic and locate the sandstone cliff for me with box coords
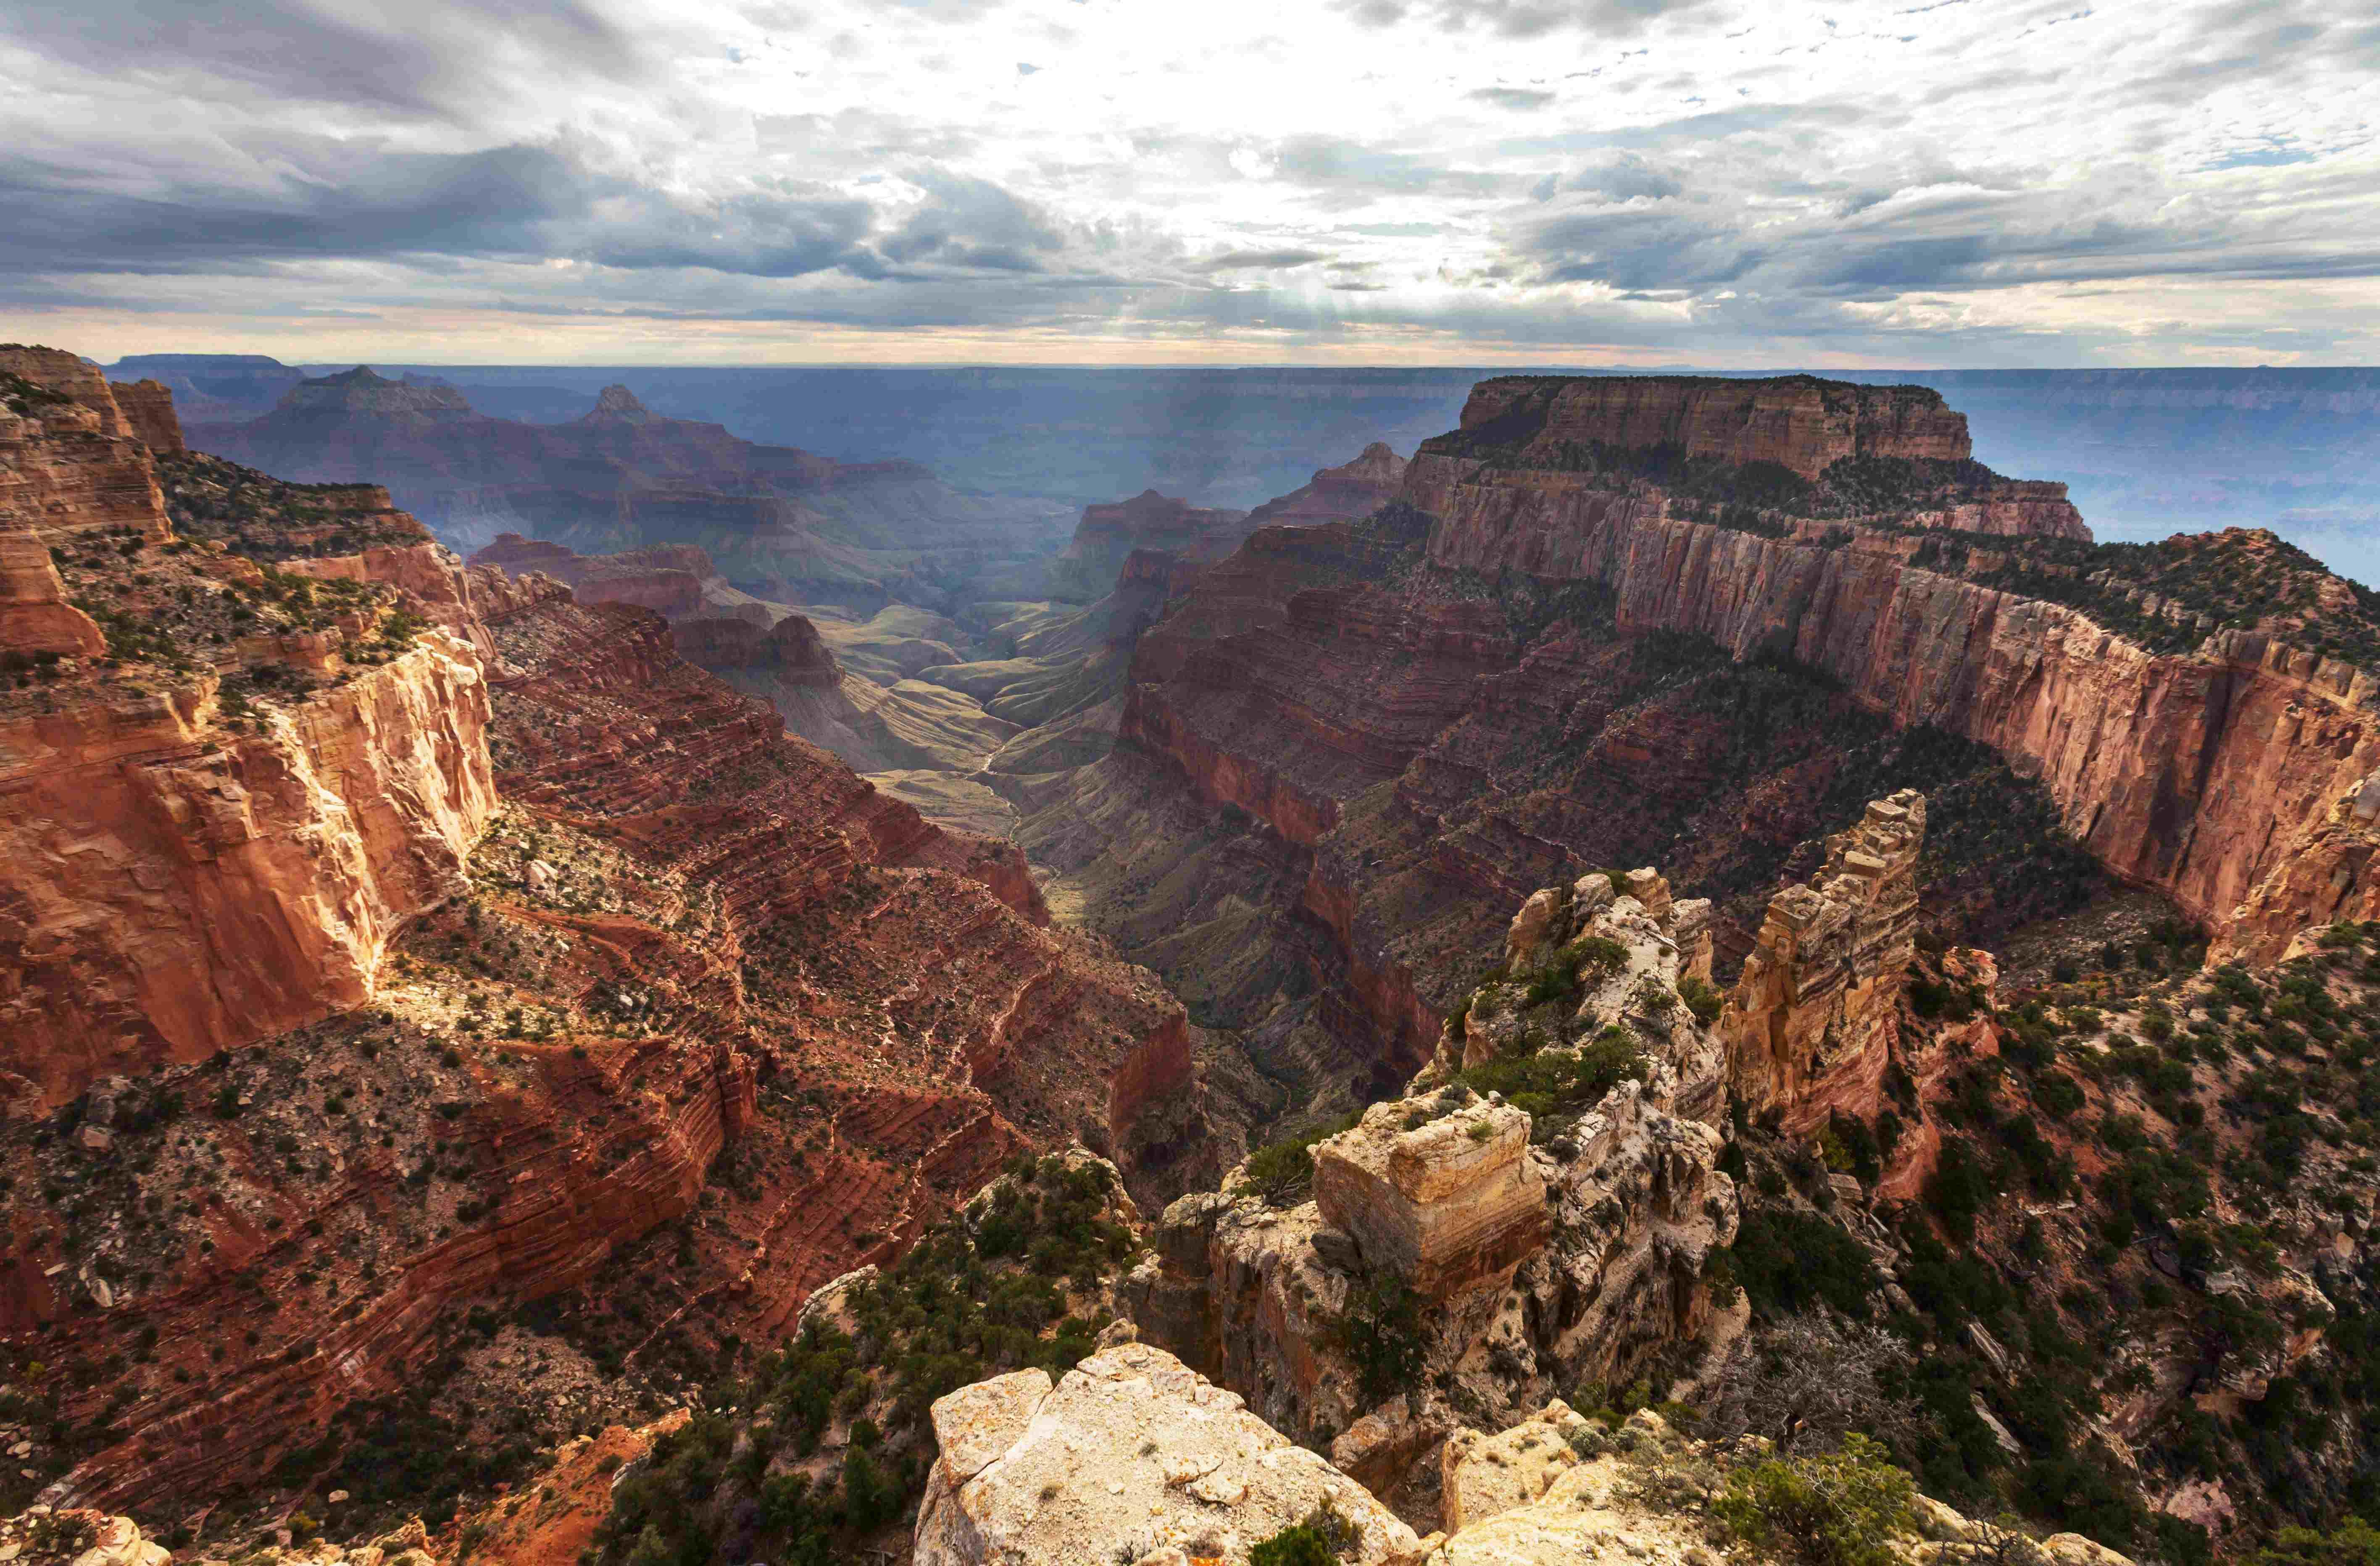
[0,632,495,1106]
[1,357,499,1107]
[1406,438,2378,964]
[1723,791,1924,1134]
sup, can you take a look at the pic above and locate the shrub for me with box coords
[1711,1434,1919,1566]
[1455,1029,1644,1119]
[1727,1209,1877,1319]
[1251,1503,1358,1566]
[1243,1110,1361,1207]
[1325,1280,1426,1404]
[1679,971,1725,1025]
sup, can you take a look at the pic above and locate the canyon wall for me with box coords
[1408,446,2380,961]
[0,634,495,1108]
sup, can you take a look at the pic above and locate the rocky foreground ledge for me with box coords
[911,1340,2140,1566]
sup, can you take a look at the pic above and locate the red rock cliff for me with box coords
[1407,444,2380,959]
[0,633,496,1107]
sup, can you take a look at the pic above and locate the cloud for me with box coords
[1469,87,1556,109]
[1271,136,1509,199]
[4,0,2377,367]
[1341,0,1723,38]
[1191,248,1333,272]
[0,0,653,121]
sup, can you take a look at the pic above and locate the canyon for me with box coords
[7,355,2380,1566]
[1018,373,2380,1142]
[0,349,1218,1525]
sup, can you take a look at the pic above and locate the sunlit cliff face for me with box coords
[4,0,2376,366]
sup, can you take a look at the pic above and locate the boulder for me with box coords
[913,1343,1419,1566]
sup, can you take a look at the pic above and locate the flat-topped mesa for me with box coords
[276,365,474,420]
[1457,373,1970,481]
[1312,1097,1549,1301]
[1722,791,1925,1133]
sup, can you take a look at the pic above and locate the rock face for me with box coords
[468,533,711,617]
[1409,440,2375,961]
[0,632,496,1106]
[1244,442,1410,529]
[1456,374,1975,481]
[0,342,1222,1516]
[1051,489,1254,599]
[914,1343,1420,1566]
[0,355,499,1106]
[1311,1098,1548,1301]
[1722,792,1925,1133]
[1056,375,2375,1109]
[0,531,105,655]
[0,365,173,543]
[105,381,185,455]
[1128,867,1737,1487]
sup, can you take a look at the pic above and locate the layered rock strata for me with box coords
[1722,791,1925,1132]
[0,632,496,1105]
[1311,1099,1548,1301]
[106,381,185,455]
[1454,374,1976,481]
[1406,431,2373,961]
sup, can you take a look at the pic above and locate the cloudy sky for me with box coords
[2,0,2374,365]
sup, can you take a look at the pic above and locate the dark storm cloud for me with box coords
[0,0,650,119]
[876,170,1069,272]
[0,137,878,279]
[0,129,1115,287]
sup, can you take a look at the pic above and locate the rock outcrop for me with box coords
[467,534,711,617]
[1128,867,1737,1489]
[1409,443,2380,962]
[1244,442,1410,529]
[105,381,185,455]
[915,1344,1420,1566]
[1311,1099,1548,1302]
[1051,489,1254,600]
[0,355,499,1106]
[1722,792,1924,1133]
